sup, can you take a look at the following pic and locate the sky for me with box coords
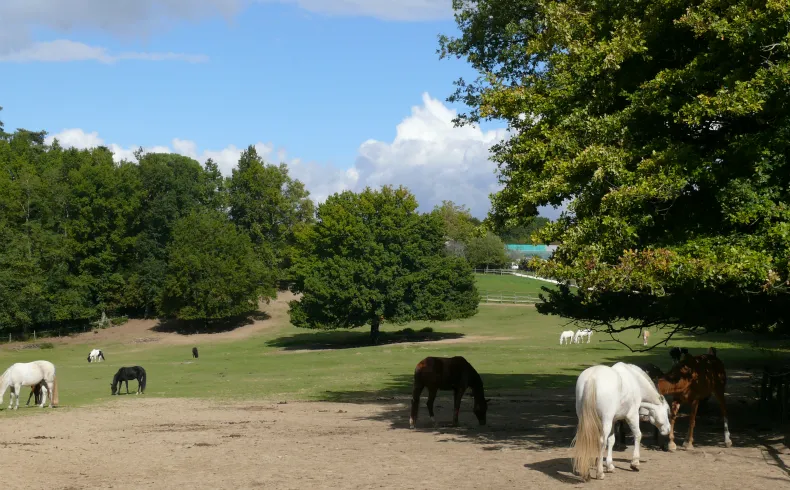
[0,0,561,220]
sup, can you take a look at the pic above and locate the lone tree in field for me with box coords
[440,0,790,345]
[288,186,479,343]
[159,211,275,323]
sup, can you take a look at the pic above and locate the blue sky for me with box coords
[0,1,560,220]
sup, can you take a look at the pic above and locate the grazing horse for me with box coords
[560,330,575,345]
[25,380,48,406]
[656,347,731,451]
[87,349,105,363]
[571,363,671,481]
[0,361,59,409]
[409,356,489,429]
[615,363,664,448]
[575,329,592,344]
[111,366,147,395]
[192,347,199,359]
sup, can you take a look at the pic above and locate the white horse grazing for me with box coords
[87,349,105,363]
[0,361,59,410]
[574,329,592,344]
[573,329,583,343]
[571,363,671,481]
[560,330,575,345]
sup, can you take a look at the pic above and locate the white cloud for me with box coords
[44,93,562,220]
[0,40,207,63]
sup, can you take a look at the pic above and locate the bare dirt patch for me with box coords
[6,291,297,349]
[2,394,787,489]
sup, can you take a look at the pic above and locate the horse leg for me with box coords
[605,424,616,473]
[683,400,699,449]
[452,388,464,427]
[426,388,438,427]
[125,380,129,394]
[667,400,681,452]
[409,382,423,429]
[45,380,54,408]
[625,413,642,470]
[596,418,614,478]
[714,388,733,447]
[12,384,21,410]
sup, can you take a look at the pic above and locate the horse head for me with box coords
[643,395,672,437]
[473,398,491,426]
[110,382,117,395]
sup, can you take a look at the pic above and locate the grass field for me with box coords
[0,275,786,416]
[474,273,557,296]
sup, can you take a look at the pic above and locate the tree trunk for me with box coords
[370,316,381,345]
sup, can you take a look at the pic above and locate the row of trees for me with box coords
[0,115,313,332]
[440,0,790,340]
[0,112,481,340]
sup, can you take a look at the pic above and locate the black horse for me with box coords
[25,380,47,406]
[111,366,147,395]
[192,347,199,359]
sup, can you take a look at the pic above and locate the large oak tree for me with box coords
[440,0,790,343]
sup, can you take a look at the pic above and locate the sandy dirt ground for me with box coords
[3,392,788,490]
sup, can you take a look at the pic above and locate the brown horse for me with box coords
[657,347,732,451]
[25,380,47,406]
[409,356,489,428]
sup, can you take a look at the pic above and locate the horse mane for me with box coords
[625,363,662,404]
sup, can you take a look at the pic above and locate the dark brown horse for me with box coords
[25,380,47,406]
[615,363,664,449]
[409,356,489,429]
[657,347,731,451]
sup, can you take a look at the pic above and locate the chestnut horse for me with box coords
[657,347,732,450]
[409,356,489,428]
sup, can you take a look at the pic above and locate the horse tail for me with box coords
[52,376,59,406]
[571,377,602,481]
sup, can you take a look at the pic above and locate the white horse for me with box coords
[0,361,59,410]
[642,330,650,346]
[571,363,671,481]
[560,330,575,345]
[87,349,105,363]
[575,329,592,344]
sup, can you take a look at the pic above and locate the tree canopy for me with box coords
[288,186,479,343]
[441,0,790,342]
[159,210,273,321]
[0,123,312,334]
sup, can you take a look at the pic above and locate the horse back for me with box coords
[415,356,470,390]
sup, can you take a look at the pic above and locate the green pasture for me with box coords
[474,273,557,296]
[0,275,786,416]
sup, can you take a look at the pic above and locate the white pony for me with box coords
[0,360,59,410]
[560,330,575,345]
[87,349,105,363]
[574,329,592,344]
[571,363,671,481]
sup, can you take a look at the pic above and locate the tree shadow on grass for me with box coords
[266,328,465,351]
[151,311,270,335]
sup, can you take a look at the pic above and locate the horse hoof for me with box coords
[630,463,640,471]
[668,442,677,452]
[725,440,733,448]
[606,464,615,472]
[682,441,693,450]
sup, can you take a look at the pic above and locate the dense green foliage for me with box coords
[441,0,790,339]
[289,186,480,343]
[466,233,509,269]
[160,211,274,321]
[498,216,550,244]
[0,115,312,332]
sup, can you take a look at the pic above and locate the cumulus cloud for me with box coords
[44,93,562,220]
[0,40,208,63]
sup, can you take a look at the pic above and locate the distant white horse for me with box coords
[0,360,59,409]
[87,349,105,363]
[575,329,592,344]
[571,363,671,481]
[560,330,575,345]
[642,330,650,346]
